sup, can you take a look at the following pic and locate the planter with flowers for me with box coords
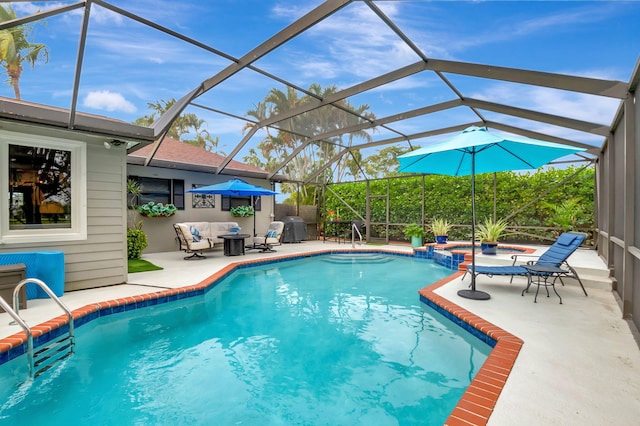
[137,201,177,217]
[230,205,254,217]
[327,209,340,222]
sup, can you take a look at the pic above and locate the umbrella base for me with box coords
[457,289,491,300]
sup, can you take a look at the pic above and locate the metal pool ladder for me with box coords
[0,278,75,378]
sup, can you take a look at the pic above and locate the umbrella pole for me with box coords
[253,197,257,237]
[458,150,491,301]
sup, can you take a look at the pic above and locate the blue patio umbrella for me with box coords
[188,179,278,236]
[398,126,585,300]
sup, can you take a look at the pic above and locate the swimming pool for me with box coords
[0,253,493,424]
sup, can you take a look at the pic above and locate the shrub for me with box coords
[127,229,148,260]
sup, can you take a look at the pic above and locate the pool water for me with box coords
[0,254,491,425]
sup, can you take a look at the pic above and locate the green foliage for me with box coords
[0,4,49,99]
[126,179,143,230]
[325,166,595,242]
[133,98,225,154]
[363,146,415,179]
[137,201,177,217]
[230,205,254,217]
[128,259,163,273]
[403,224,426,239]
[127,229,148,260]
[476,218,509,242]
[242,84,375,200]
[431,218,451,236]
[547,198,585,233]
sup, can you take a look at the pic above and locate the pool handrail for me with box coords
[6,278,75,377]
[0,295,34,374]
[351,222,363,247]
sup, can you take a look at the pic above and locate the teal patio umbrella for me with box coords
[398,126,585,300]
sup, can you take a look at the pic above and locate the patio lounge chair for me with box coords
[247,221,284,253]
[468,232,589,298]
[173,223,213,260]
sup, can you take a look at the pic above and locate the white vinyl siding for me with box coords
[0,132,129,291]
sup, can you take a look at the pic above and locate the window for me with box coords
[1,132,86,243]
[128,176,185,209]
[221,195,261,211]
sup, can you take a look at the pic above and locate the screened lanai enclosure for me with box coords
[0,2,639,329]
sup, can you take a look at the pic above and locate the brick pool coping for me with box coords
[0,248,524,425]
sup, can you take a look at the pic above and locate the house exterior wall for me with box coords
[0,124,129,292]
[127,164,276,254]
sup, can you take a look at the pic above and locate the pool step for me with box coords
[321,253,393,264]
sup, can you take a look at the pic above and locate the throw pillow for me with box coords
[190,225,201,242]
[266,229,277,238]
[556,233,577,246]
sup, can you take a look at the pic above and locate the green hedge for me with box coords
[325,166,594,242]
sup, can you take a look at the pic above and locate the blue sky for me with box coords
[3,1,640,163]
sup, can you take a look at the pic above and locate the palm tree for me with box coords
[244,83,375,202]
[0,4,49,100]
[134,98,224,153]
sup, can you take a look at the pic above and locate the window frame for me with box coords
[0,131,87,244]
[128,176,185,210]
[221,195,261,211]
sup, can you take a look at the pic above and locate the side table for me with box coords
[522,264,569,304]
[220,234,250,256]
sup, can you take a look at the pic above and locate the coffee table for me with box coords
[220,234,250,256]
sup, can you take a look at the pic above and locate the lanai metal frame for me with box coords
[0,1,638,331]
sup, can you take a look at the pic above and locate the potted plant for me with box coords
[403,224,426,248]
[230,205,254,217]
[126,179,148,260]
[476,217,509,255]
[431,218,451,244]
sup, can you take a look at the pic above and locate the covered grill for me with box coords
[281,216,307,243]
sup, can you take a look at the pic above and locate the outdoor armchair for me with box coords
[173,223,213,260]
[247,221,284,253]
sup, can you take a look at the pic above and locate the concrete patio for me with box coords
[1,240,639,425]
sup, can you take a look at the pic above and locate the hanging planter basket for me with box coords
[230,205,254,217]
[137,202,177,217]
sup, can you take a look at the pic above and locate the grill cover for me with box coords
[281,216,307,243]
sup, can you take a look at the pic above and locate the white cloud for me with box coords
[82,90,137,113]
[278,2,419,82]
[468,82,618,146]
[470,82,619,125]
